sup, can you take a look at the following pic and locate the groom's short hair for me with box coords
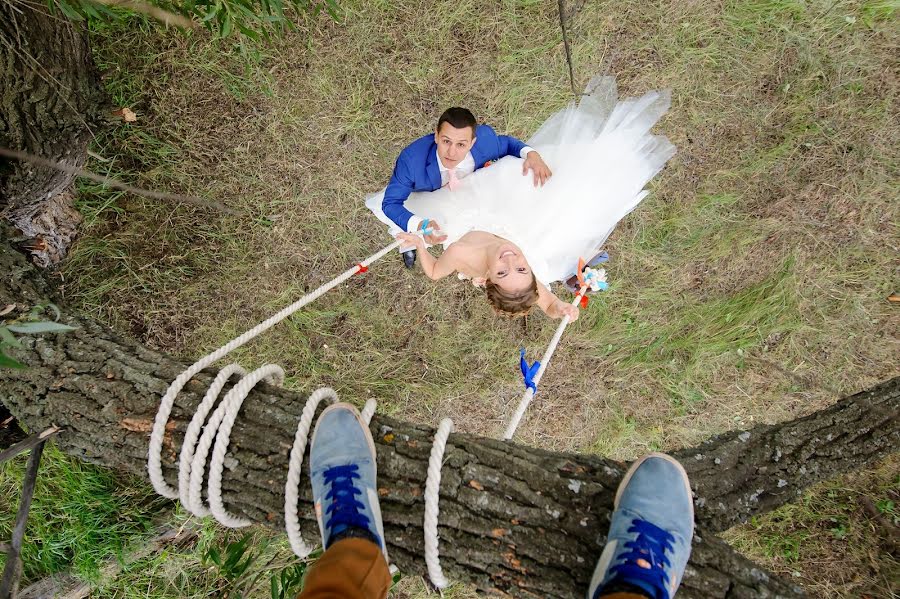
[437,107,477,136]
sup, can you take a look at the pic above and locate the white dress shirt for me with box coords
[406,146,534,233]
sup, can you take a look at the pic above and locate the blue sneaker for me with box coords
[587,453,694,599]
[309,403,386,557]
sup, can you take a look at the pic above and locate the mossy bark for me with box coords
[4,227,897,597]
[0,3,105,266]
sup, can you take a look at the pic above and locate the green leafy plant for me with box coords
[876,498,897,525]
[203,532,273,597]
[269,562,306,599]
[0,325,24,369]
[829,520,848,540]
[49,0,116,21]
[390,567,402,589]
[0,303,77,369]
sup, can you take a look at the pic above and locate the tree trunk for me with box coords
[674,378,900,533]
[4,230,897,597]
[0,2,105,266]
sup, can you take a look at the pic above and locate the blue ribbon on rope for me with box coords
[519,348,540,393]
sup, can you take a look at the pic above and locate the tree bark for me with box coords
[0,2,105,266]
[675,378,900,533]
[4,229,896,597]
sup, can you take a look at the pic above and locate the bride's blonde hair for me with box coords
[484,274,539,317]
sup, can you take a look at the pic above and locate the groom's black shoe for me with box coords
[402,249,417,269]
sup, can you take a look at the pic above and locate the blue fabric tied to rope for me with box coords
[519,348,540,393]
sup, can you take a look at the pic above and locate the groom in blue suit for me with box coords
[382,107,552,267]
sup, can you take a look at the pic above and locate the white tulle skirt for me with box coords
[365,76,676,284]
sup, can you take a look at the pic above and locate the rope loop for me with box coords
[424,418,454,589]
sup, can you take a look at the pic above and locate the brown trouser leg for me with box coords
[298,538,391,599]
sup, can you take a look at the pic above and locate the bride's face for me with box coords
[435,123,476,168]
[489,244,533,293]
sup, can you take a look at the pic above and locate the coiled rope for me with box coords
[147,230,583,590]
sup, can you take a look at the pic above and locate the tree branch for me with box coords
[0,147,239,215]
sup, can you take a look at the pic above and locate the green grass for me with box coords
[84,517,318,598]
[5,0,894,596]
[0,445,167,583]
[724,456,900,596]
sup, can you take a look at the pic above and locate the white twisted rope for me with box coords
[146,236,416,555]
[184,365,285,525]
[283,387,338,556]
[420,291,586,587]
[179,363,247,516]
[360,397,378,426]
[148,239,405,499]
[145,227,580,590]
[423,418,454,589]
[207,364,286,527]
[503,291,584,440]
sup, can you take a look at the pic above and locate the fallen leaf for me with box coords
[0,304,15,317]
[888,293,899,304]
[120,418,154,433]
[19,237,47,252]
[112,107,138,122]
[121,418,175,447]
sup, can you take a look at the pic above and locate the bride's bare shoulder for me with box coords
[441,238,486,277]
[455,230,496,245]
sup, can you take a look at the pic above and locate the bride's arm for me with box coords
[536,282,580,321]
[396,234,460,281]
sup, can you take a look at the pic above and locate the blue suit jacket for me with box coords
[382,124,528,231]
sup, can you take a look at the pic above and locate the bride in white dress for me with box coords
[371,76,676,318]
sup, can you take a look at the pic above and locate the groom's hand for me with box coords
[522,151,552,187]
[420,220,448,244]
